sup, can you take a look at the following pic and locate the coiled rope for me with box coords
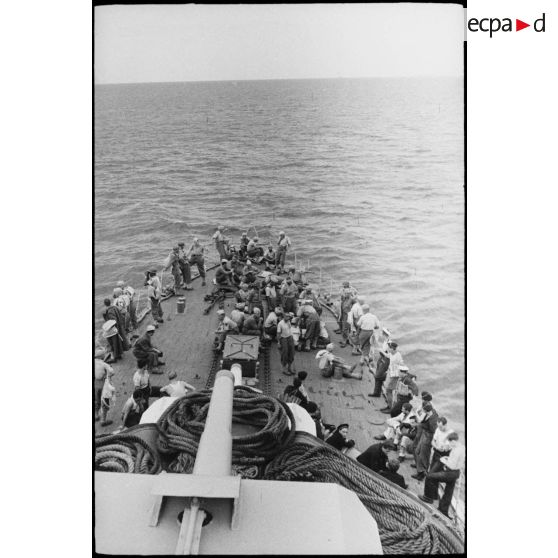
[95,432,162,475]
[156,386,296,473]
[263,433,464,555]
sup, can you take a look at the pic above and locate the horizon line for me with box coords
[95,74,463,87]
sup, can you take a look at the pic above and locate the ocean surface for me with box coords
[95,77,464,430]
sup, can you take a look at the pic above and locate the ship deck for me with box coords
[97,266,436,506]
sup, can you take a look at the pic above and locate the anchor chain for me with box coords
[261,342,272,396]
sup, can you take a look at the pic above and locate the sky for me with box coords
[94,3,464,84]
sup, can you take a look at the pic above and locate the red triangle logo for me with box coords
[516,19,530,31]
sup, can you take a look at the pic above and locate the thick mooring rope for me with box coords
[156,386,296,471]
[95,432,162,475]
[263,433,464,555]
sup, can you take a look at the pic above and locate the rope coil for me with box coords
[95,432,162,475]
[156,386,296,469]
[262,432,464,555]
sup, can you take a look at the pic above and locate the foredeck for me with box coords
[96,265,459,523]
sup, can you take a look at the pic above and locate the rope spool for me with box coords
[156,386,296,470]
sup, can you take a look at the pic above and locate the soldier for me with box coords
[212,225,228,259]
[186,237,206,287]
[146,269,164,323]
[177,242,193,290]
[277,312,296,375]
[275,230,291,273]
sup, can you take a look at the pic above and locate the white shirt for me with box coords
[277,319,292,338]
[124,286,135,299]
[388,351,404,378]
[101,379,115,400]
[298,304,318,318]
[231,309,245,326]
[95,359,113,381]
[315,349,335,370]
[133,370,150,388]
[357,312,380,331]
[114,294,129,311]
[441,444,465,471]
[348,302,363,328]
[216,316,237,332]
[161,380,190,397]
[264,312,279,328]
[432,427,455,452]
[278,236,290,248]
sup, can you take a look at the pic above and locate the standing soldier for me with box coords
[356,304,380,365]
[335,281,358,343]
[212,225,228,259]
[164,246,183,293]
[277,312,296,375]
[146,268,164,323]
[186,237,206,287]
[177,242,193,290]
[347,295,365,353]
[280,276,299,315]
[239,232,250,258]
[381,341,404,411]
[275,230,291,273]
[123,285,138,332]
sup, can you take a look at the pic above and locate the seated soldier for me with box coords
[242,307,263,336]
[213,260,237,294]
[242,260,259,285]
[379,457,408,489]
[230,302,246,330]
[394,416,419,462]
[375,402,415,441]
[213,309,239,351]
[316,319,331,348]
[356,440,398,473]
[132,325,165,372]
[288,265,305,289]
[305,401,330,440]
[235,282,250,304]
[283,377,309,409]
[229,253,244,286]
[160,371,196,397]
[246,236,264,259]
[315,343,362,379]
[264,307,283,339]
[247,283,264,314]
[263,245,276,270]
